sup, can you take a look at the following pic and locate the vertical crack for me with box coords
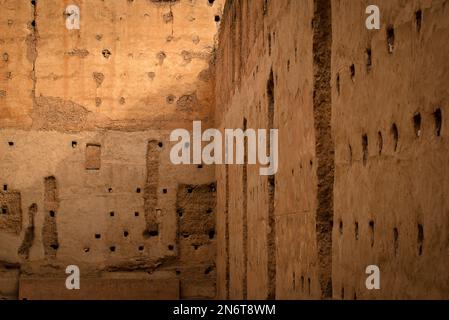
[27,0,38,106]
[313,0,334,299]
[18,204,37,259]
[266,69,276,300]
[242,118,248,299]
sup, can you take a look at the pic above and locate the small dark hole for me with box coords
[8,142,14,146]
[387,26,395,53]
[416,10,422,33]
[193,244,200,250]
[208,0,215,5]
[84,247,90,253]
[49,211,55,217]
[197,164,203,169]
[163,188,168,194]
[108,188,113,193]
[177,208,183,217]
[31,20,36,28]
[144,230,158,237]
[393,228,399,256]
[369,220,375,247]
[362,134,368,166]
[418,224,424,256]
[95,234,101,239]
[135,211,139,217]
[214,15,220,22]
[2,206,8,214]
[158,142,163,148]
[204,266,213,275]
[391,123,399,151]
[206,208,213,214]
[208,229,215,239]
[413,113,422,137]
[110,246,116,252]
[434,108,442,137]
[350,64,355,80]
[138,245,144,251]
[366,48,372,71]
[377,132,383,155]
[50,244,59,250]
[124,231,129,237]
[187,187,193,193]
[355,222,359,240]
[102,49,111,58]
[336,73,340,96]
[136,188,141,193]
[176,270,181,275]
[110,211,115,217]
[168,245,174,251]
[348,144,352,164]
[3,184,7,191]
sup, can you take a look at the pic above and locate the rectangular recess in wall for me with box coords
[85,144,101,170]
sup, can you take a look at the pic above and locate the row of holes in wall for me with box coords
[336,9,423,93]
[46,209,175,253]
[349,108,443,166]
[292,272,312,296]
[45,207,215,252]
[174,265,215,277]
[338,219,424,256]
[5,141,205,174]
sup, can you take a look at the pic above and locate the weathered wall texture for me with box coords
[0,0,223,300]
[215,0,449,300]
[332,0,449,299]
[215,0,329,300]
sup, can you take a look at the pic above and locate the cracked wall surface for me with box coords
[0,0,223,300]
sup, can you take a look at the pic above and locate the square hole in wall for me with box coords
[85,144,101,170]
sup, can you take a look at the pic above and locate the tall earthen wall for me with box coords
[215,0,449,300]
[0,0,224,300]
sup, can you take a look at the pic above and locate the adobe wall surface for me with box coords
[0,0,223,300]
[215,0,328,299]
[332,0,449,299]
[215,0,449,300]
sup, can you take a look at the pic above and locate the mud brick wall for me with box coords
[0,0,223,300]
[177,183,216,299]
[215,0,449,300]
[215,0,329,299]
[332,0,449,299]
